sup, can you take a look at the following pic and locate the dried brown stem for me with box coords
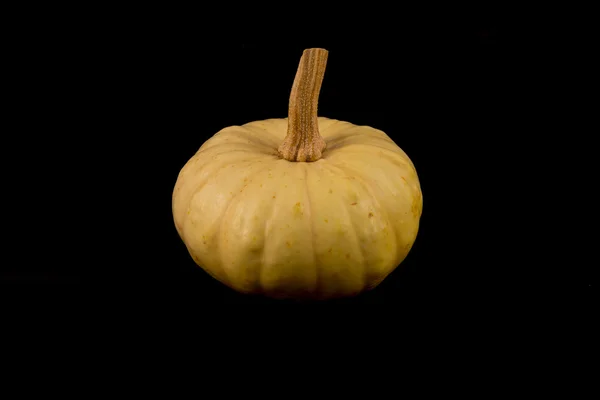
[278,48,328,162]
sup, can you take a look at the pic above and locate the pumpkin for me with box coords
[172,48,422,299]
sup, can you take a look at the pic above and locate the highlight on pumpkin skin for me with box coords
[278,48,328,162]
[172,48,423,300]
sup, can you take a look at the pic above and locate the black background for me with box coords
[3,11,592,309]
[0,12,593,391]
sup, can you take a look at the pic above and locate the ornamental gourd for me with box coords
[172,48,422,299]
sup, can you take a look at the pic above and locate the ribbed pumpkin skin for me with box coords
[173,117,422,299]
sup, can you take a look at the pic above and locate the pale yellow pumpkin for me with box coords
[172,48,422,299]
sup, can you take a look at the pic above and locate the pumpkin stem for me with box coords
[278,48,328,162]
